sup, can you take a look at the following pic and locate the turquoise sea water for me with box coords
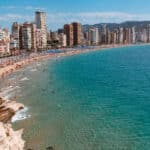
[1,45,150,150]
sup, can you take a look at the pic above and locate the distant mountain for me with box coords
[82,21,150,32]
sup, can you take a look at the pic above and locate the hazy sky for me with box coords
[1,0,150,30]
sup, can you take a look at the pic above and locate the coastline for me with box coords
[0,44,133,80]
[0,44,123,149]
[0,43,149,149]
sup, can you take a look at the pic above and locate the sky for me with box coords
[1,0,150,31]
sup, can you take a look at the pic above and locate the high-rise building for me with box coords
[119,27,124,44]
[0,28,10,55]
[115,29,120,44]
[83,32,90,45]
[11,22,21,49]
[21,22,32,50]
[131,27,136,44]
[101,24,107,44]
[35,11,46,30]
[21,22,37,50]
[88,27,99,45]
[30,23,37,50]
[47,31,52,43]
[147,24,150,43]
[35,11,47,49]
[64,24,73,47]
[72,22,82,45]
[10,39,18,50]
[51,31,59,41]
[123,28,131,44]
[36,29,43,50]
[141,28,148,43]
[59,33,67,47]
[106,30,111,44]
[110,31,117,44]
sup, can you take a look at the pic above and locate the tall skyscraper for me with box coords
[72,22,82,45]
[64,24,73,47]
[35,11,46,30]
[35,11,47,49]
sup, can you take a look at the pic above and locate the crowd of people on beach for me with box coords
[0,45,99,68]
[0,51,48,68]
[0,45,119,79]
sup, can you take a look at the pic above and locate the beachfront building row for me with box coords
[10,11,47,52]
[83,27,136,45]
[2,11,150,56]
[9,21,150,53]
[83,25,150,46]
[46,22,82,48]
[10,11,79,51]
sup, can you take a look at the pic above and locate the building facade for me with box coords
[0,28,10,55]
[64,24,73,47]
[88,27,99,45]
[35,11,47,49]
[21,22,32,50]
[72,22,82,46]
[11,22,21,49]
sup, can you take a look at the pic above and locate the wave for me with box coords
[0,86,21,100]
[30,68,37,72]
[11,107,30,123]
[9,77,16,81]
[20,77,29,81]
[37,63,41,66]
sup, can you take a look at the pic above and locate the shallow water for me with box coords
[1,45,150,150]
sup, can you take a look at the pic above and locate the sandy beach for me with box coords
[0,44,128,80]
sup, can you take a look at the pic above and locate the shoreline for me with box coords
[0,43,134,80]
[0,43,150,149]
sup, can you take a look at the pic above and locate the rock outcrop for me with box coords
[0,97,25,150]
[0,122,24,150]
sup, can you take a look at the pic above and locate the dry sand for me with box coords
[0,44,124,79]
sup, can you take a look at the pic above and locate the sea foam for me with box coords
[30,68,37,72]
[0,86,21,100]
[11,107,30,123]
[20,77,29,81]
